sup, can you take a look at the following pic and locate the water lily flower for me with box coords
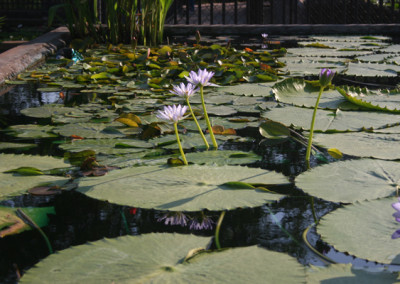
[156,104,188,165]
[184,69,218,149]
[261,33,268,39]
[319,68,335,88]
[392,198,400,239]
[170,83,209,149]
[189,214,215,230]
[170,82,199,98]
[156,104,188,124]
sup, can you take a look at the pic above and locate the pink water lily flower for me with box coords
[156,104,188,123]
[185,69,218,87]
[392,197,400,239]
[170,83,199,98]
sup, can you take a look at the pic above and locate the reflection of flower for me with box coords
[319,68,335,88]
[189,214,215,230]
[156,104,188,123]
[170,83,199,99]
[185,69,218,87]
[157,212,189,227]
[392,198,400,239]
[261,33,268,39]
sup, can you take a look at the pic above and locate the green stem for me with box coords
[186,97,209,150]
[215,211,226,249]
[17,209,53,254]
[120,209,130,234]
[305,86,324,169]
[199,86,218,149]
[310,196,318,225]
[174,122,188,165]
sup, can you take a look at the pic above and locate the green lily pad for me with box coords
[296,159,400,203]
[306,264,399,283]
[317,197,400,265]
[263,106,400,132]
[217,82,275,97]
[0,206,55,237]
[286,47,372,58]
[59,139,153,155]
[20,233,305,284]
[313,132,400,160]
[0,142,37,150]
[53,123,127,139]
[272,78,347,109]
[345,62,400,77]
[186,150,261,165]
[20,105,78,118]
[77,165,288,211]
[0,154,70,200]
[281,57,347,77]
[337,86,400,113]
[7,124,57,139]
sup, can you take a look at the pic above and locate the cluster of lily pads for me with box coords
[1,35,400,282]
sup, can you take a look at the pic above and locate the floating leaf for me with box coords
[259,120,290,140]
[77,165,288,211]
[317,197,400,265]
[20,105,77,118]
[20,233,305,283]
[327,148,343,159]
[185,150,261,166]
[296,159,400,203]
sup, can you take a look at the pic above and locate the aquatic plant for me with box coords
[392,198,400,239]
[185,69,219,149]
[305,68,335,168]
[156,104,188,165]
[170,83,209,149]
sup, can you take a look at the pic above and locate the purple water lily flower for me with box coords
[185,69,218,87]
[392,197,400,239]
[156,104,188,123]
[319,68,335,88]
[170,83,199,99]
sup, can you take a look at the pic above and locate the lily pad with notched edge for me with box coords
[53,122,127,139]
[20,233,306,284]
[317,197,400,265]
[296,159,400,203]
[77,165,288,211]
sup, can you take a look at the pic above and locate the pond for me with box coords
[1,34,400,283]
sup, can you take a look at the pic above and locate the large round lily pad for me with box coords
[313,132,400,160]
[20,105,79,118]
[263,106,400,132]
[20,233,306,284]
[306,264,399,283]
[77,165,288,211]
[53,122,127,139]
[296,159,400,203]
[0,154,70,200]
[317,197,400,265]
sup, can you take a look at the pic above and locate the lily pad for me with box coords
[263,106,400,132]
[77,165,288,211]
[345,62,400,77]
[20,233,306,284]
[20,105,78,118]
[53,122,127,139]
[0,154,70,200]
[186,150,261,165]
[0,142,36,150]
[272,78,347,109]
[306,264,399,283]
[317,197,400,265]
[296,159,400,203]
[313,132,400,160]
[0,206,55,237]
[7,124,57,139]
[59,139,153,155]
[217,82,275,97]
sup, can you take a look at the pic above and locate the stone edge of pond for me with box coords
[0,26,70,86]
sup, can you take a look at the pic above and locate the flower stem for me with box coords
[305,86,324,169]
[174,122,188,165]
[186,97,209,150]
[199,85,218,149]
[215,210,226,249]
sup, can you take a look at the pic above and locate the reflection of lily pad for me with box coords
[20,233,305,284]
[317,197,400,265]
[296,159,400,203]
[0,154,70,200]
[77,165,288,211]
[306,264,399,283]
